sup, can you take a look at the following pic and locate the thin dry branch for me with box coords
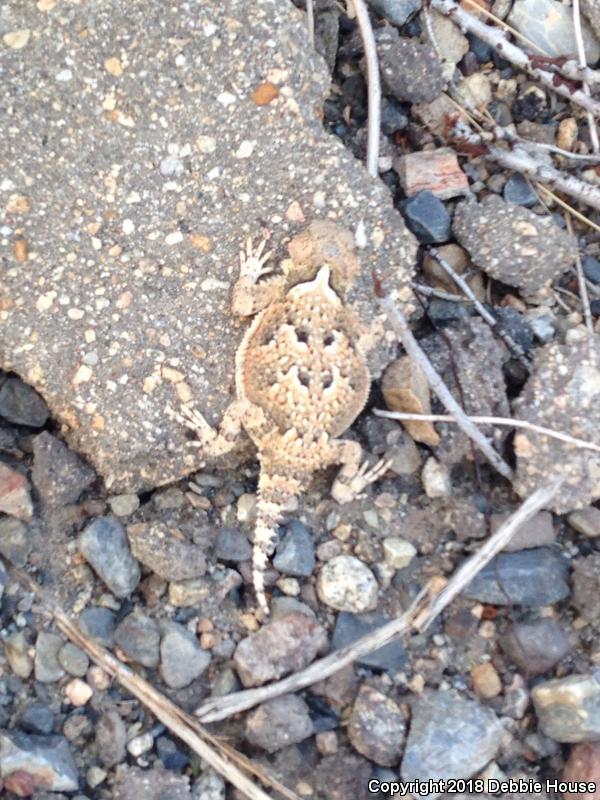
[432,0,600,117]
[451,123,600,213]
[306,0,315,48]
[378,291,515,480]
[352,0,381,176]
[537,182,600,233]
[375,409,600,454]
[565,213,595,348]
[195,479,564,723]
[573,0,600,152]
[427,247,532,368]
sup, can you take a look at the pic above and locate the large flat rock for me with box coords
[0,0,416,491]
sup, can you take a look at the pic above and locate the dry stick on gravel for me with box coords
[195,479,563,723]
[452,123,600,212]
[573,0,600,152]
[537,182,600,233]
[352,0,381,176]
[565,213,595,349]
[378,290,515,480]
[375,410,600,454]
[4,565,295,800]
[306,0,315,48]
[432,0,600,116]
[427,247,532,368]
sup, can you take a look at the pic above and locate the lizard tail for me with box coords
[253,469,301,616]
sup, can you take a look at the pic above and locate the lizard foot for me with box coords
[240,236,273,283]
[166,402,217,448]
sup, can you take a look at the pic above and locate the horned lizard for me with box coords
[169,222,389,615]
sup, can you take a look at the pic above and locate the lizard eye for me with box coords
[295,329,309,344]
[323,333,335,347]
[322,372,333,389]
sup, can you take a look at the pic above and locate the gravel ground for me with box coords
[3,0,600,798]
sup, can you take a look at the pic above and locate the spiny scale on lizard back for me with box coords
[240,266,371,440]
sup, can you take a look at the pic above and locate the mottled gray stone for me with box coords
[79,516,140,597]
[273,520,315,577]
[58,642,89,677]
[367,0,421,25]
[572,553,600,623]
[376,28,445,103]
[453,195,575,295]
[0,729,79,792]
[401,691,503,782]
[214,526,252,562]
[34,631,65,683]
[31,432,95,509]
[500,619,570,675]
[347,684,407,766]
[95,709,127,768]
[78,607,117,647]
[245,694,314,753]
[0,0,416,493]
[462,548,570,606]
[509,0,600,61]
[159,623,211,689]
[113,765,191,800]
[532,674,600,742]
[513,337,600,512]
[127,522,206,581]
[331,611,407,671]
[0,376,49,427]
[0,515,31,566]
[114,612,160,668]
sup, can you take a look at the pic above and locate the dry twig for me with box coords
[375,409,600,454]
[427,247,532,368]
[306,0,315,48]
[537,182,600,233]
[377,290,515,480]
[196,479,564,723]
[565,213,595,349]
[432,0,600,117]
[573,0,600,152]
[352,0,381,176]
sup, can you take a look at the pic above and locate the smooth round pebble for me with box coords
[58,642,89,677]
[317,555,378,612]
[107,493,140,517]
[127,731,155,757]
[65,678,93,706]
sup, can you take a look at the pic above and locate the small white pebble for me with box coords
[217,91,236,106]
[127,732,154,758]
[56,68,73,82]
[165,231,184,245]
[422,457,451,498]
[382,537,416,570]
[65,678,93,706]
[235,140,255,159]
[122,218,135,235]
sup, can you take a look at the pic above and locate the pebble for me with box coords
[159,623,211,689]
[0,730,79,792]
[273,520,316,577]
[532,674,600,742]
[395,149,469,200]
[34,631,66,683]
[0,377,49,427]
[0,516,31,567]
[503,173,537,207]
[127,521,206,581]
[421,457,451,498]
[468,33,493,62]
[563,742,600,800]
[569,507,600,538]
[0,463,33,521]
[18,702,55,735]
[382,537,416,569]
[331,611,407,671]
[233,612,328,687]
[401,691,503,781]
[245,694,314,753]
[31,432,95,509]
[236,492,257,522]
[317,555,378,612]
[462,547,570,606]
[160,155,185,177]
[113,764,192,800]
[127,731,155,758]
[3,29,31,49]
[192,770,226,800]
[65,678,93,706]
[5,631,33,679]
[509,0,600,61]
[401,190,451,244]
[381,99,409,135]
[58,642,89,677]
[114,612,160,668]
[572,554,600,623]
[583,257,600,286]
[347,685,407,766]
[453,195,575,294]
[214,526,252,562]
[79,516,140,597]
[78,606,117,647]
[156,736,189,772]
[500,619,570,676]
[87,765,108,788]
[376,28,445,103]
[108,494,140,517]
[366,0,421,25]
[471,662,502,699]
[491,510,556,552]
[95,710,127,768]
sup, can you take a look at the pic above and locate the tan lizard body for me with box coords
[169,222,388,615]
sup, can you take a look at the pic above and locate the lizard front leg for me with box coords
[329,439,391,505]
[166,398,248,458]
[231,236,287,317]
